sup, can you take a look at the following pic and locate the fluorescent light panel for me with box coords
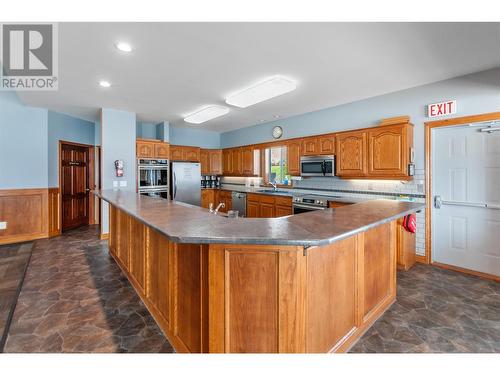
[226,76,296,108]
[184,105,229,124]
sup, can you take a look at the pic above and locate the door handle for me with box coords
[434,195,442,209]
[173,172,177,199]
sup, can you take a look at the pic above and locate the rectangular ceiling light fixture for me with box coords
[225,76,296,108]
[184,105,230,124]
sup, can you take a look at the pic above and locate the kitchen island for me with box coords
[96,190,422,353]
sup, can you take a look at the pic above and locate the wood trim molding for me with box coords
[0,188,49,245]
[100,232,110,240]
[424,111,500,266]
[432,262,500,283]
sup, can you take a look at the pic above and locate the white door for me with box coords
[432,124,500,276]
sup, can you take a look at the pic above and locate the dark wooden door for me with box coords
[61,143,90,231]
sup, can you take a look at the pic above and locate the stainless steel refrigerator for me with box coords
[171,162,201,206]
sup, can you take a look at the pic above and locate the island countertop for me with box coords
[96,189,423,247]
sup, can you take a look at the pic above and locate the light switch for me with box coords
[0,221,7,230]
[113,181,118,188]
[119,181,127,187]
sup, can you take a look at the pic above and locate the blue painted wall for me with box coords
[157,121,170,142]
[0,91,48,189]
[169,125,220,149]
[101,108,136,233]
[47,111,95,187]
[221,68,500,170]
[136,122,159,140]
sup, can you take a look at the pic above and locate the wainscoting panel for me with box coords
[48,188,61,237]
[0,189,49,245]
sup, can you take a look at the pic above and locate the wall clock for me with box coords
[272,125,283,139]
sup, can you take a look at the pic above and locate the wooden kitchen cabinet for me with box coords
[246,193,292,218]
[318,135,335,154]
[201,149,223,175]
[287,139,301,176]
[170,145,201,162]
[397,218,416,271]
[154,143,169,159]
[367,122,413,178]
[336,130,368,177]
[137,140,169,159]
[201,189,217,209]
[223,149,233,175]
[210,150,223,175]
[241,146,254,176]
[136,141,155,158]
[302,136,319,156]
[232,148,243,175]
[328,201,354,208]
[215,190,232,213]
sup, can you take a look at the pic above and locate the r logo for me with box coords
[2,24,53,76]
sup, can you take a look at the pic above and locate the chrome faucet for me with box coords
[210,202,225,214]
[268,180,278,191]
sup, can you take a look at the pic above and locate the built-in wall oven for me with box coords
[300,155,335,177]
[137,159,169,198]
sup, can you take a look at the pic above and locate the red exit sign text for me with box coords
[427,100,457,118]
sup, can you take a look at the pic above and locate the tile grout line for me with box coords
[0,243,34,353]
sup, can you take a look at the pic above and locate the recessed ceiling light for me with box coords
[226,76,296,108]
[273,115,281,119]
[115,42,132,52]
[99,80,111,88]
[184,105,229,124]
[259,119,266,123]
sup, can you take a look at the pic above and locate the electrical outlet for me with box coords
[0,221,7,230]
[113,181,118,188]
[119,181,127,187]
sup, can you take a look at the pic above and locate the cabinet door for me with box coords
[232,148,243,176]
[336,131,368,177]
[200,150,210,175]
[247,200,260,218]
[275,205,292,217]
[154,143,169,159]
[210,150,223,175]
[242,147,254,176]
[287,140,301,176]
[170,146,184,161]
[201,189,212,208]
[183,147,200,162]
[368,124,407,177]
[259,202,275,218]
[223,149,233,175]
[302,137,319,156]
[318,135,335,155]
[136,141,154,158]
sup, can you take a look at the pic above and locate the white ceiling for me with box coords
[17,22,500,133]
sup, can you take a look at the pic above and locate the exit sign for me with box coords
[427,100,457,118]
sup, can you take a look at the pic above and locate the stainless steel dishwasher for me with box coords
[231,191,247,217]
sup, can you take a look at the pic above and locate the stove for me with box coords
[293,194,331,214]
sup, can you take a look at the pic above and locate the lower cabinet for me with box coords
[201,189,216,209]
[217,190,232,213]
[246,193,292,218]
[396,218,416,271]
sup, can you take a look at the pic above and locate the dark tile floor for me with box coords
[0,242,33,349]
[2,226,499,353]
[3,226,173,353]
[350,264,500,353]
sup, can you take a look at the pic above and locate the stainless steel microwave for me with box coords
[300,155,335,177]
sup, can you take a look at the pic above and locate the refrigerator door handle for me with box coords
[173,172,177,199]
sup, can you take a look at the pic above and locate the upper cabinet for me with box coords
[223,149,233,175]
[301,135,336,156]
[336,130,368,177]
[336,117,414,179]
[201,149,223,175]
[170,145,200,162]
[136,139,169,159]
[222,147,256,176]
[367,122,413,178]
[287,139,301,176]
[241,146,254,176]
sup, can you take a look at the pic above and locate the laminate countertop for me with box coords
[96,190,423,247]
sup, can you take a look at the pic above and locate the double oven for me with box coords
[137,159,169,199]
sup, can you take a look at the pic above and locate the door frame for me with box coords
[58,140,96,232]
[424,111,500,280]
